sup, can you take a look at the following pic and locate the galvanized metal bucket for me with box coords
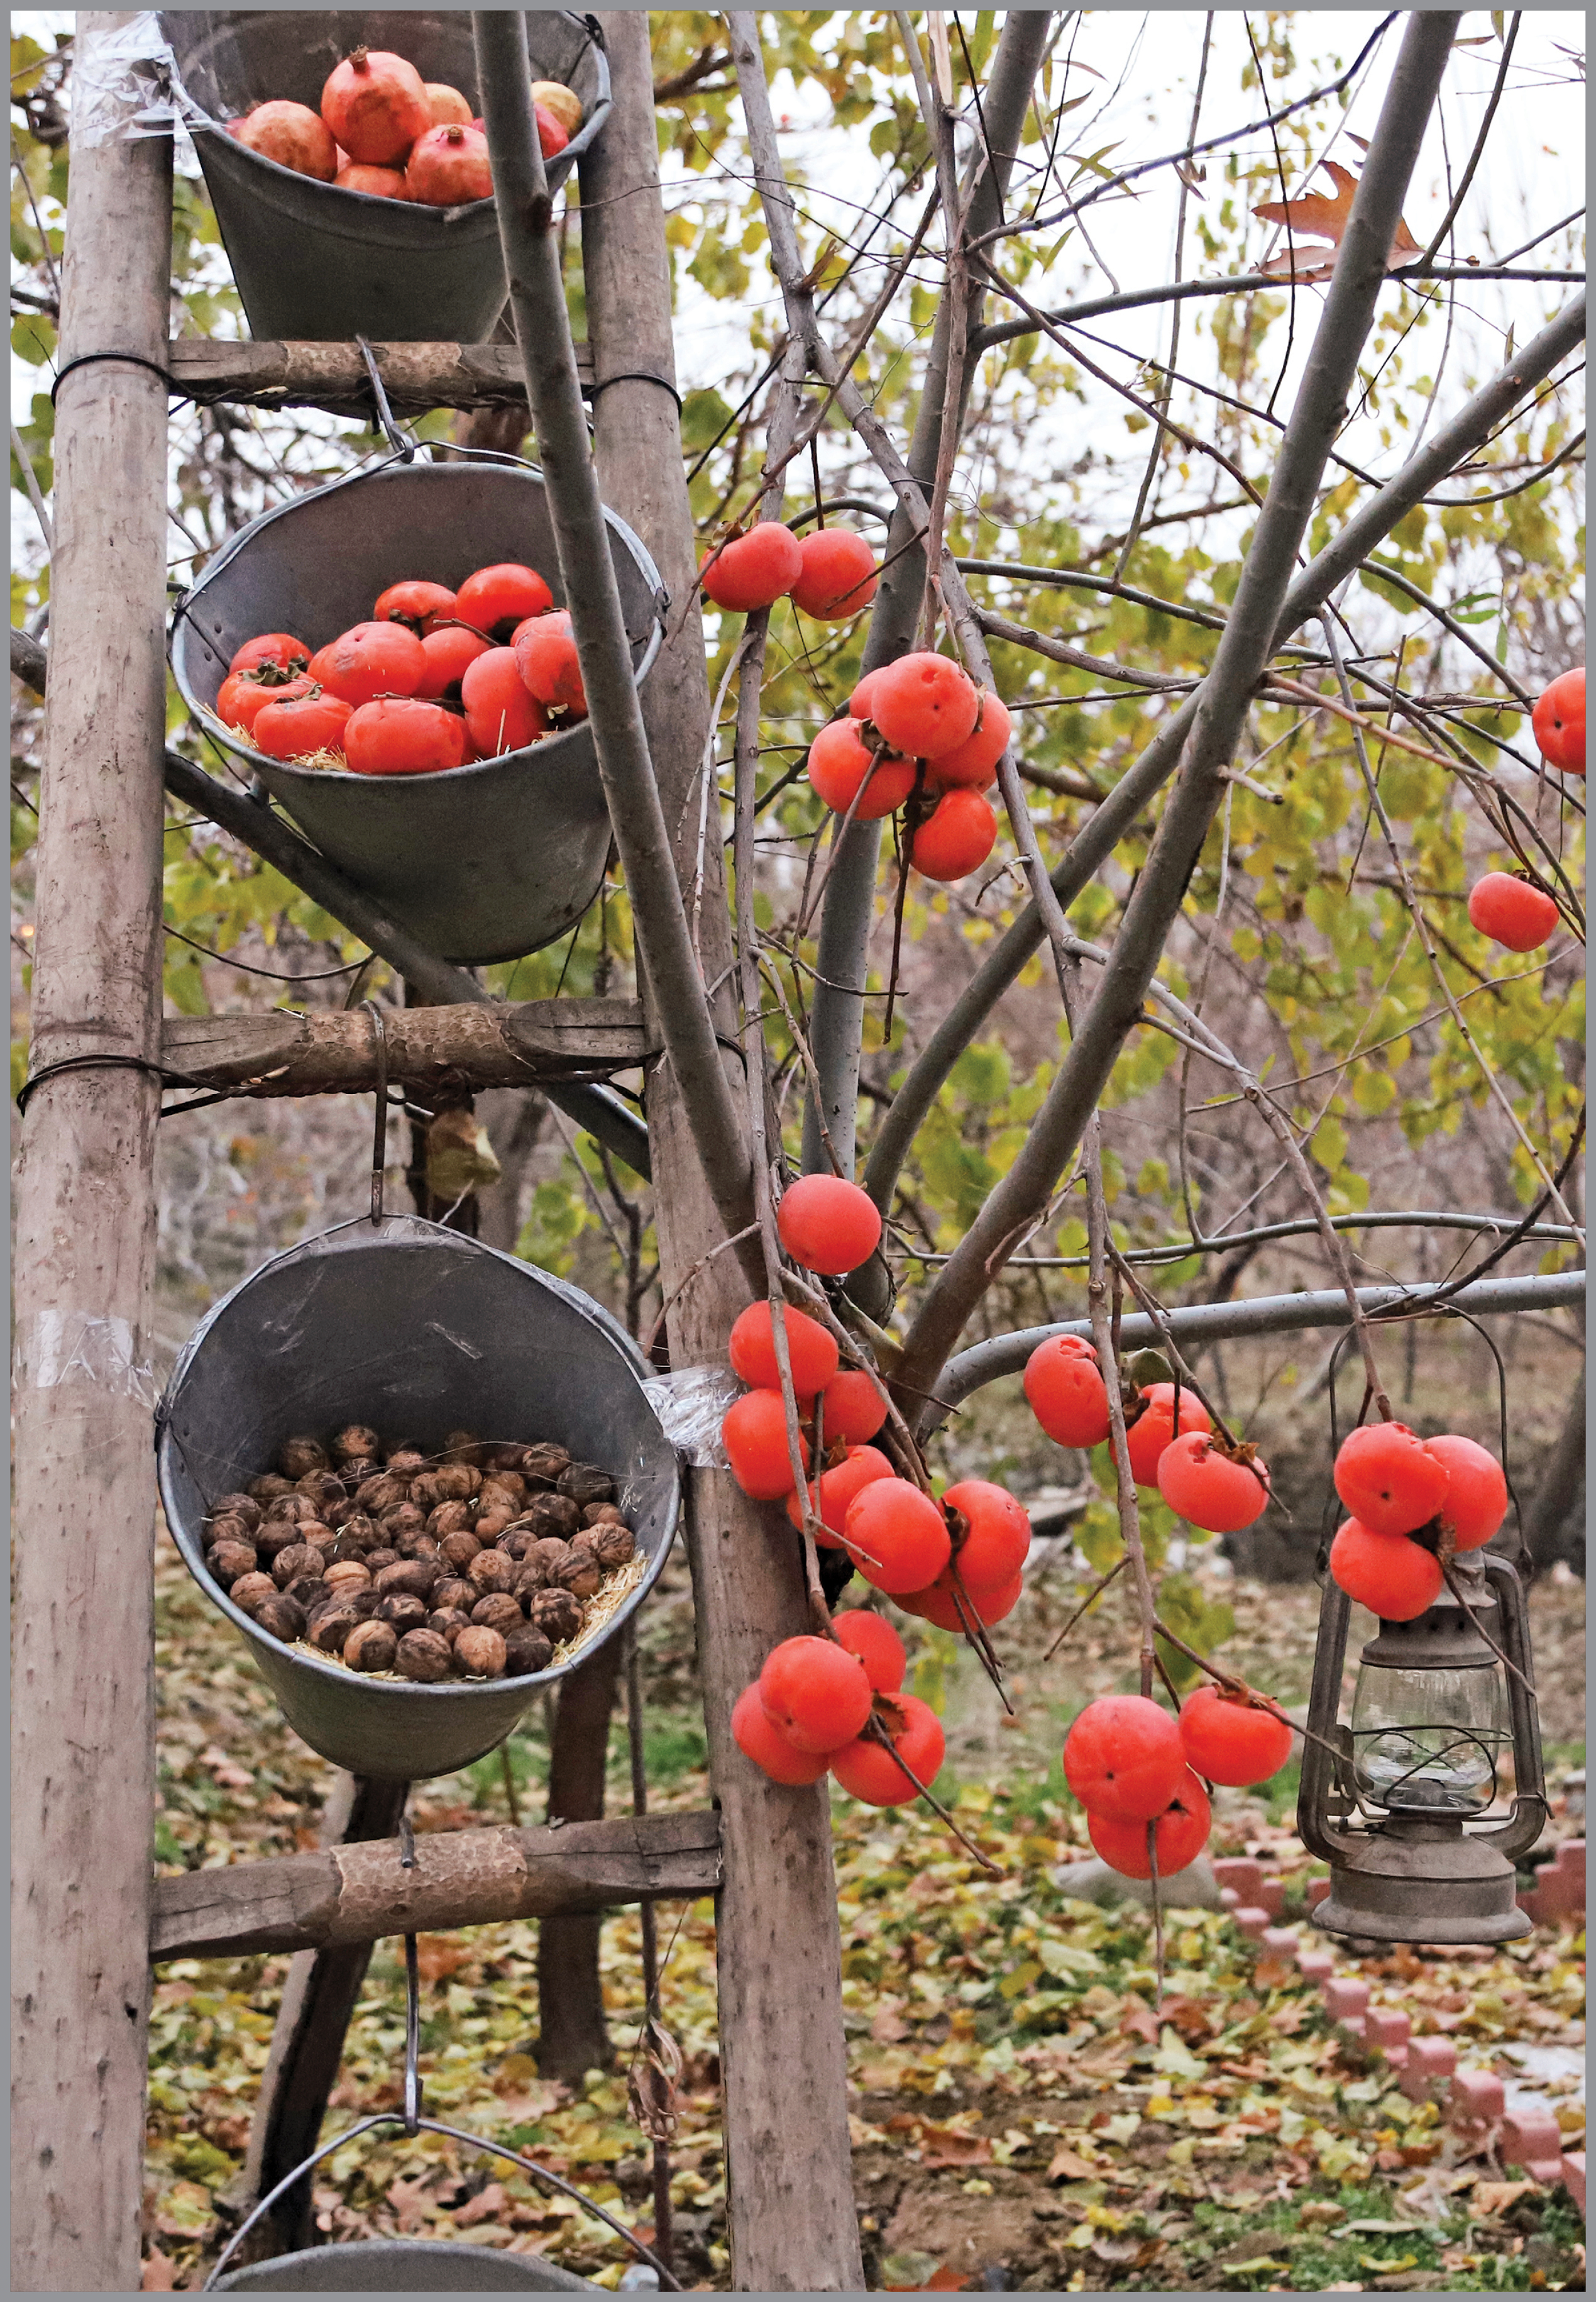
[171,455,664,965]
[160,11,609,342]
[157,1215,681,1781]
[214,2238,597,2290]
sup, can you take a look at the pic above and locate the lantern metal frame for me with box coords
[1298,1551,1548,1944]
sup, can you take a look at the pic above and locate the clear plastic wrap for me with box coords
[72,11,209,149]
[639,1366,739,1469]
[14,1309,158,1407]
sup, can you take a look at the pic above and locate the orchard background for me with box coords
[9,8,1585,2293]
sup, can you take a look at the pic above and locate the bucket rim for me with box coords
[168,8,612,201]
[170,449,665,793]
[156,1214,681,1704]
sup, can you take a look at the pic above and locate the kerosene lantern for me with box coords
[1298,1549,1547,1942]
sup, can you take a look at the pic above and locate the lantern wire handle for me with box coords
[361,999,389,1226]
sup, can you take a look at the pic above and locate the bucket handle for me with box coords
[355,336,417,463]
[204,1882,681,2290]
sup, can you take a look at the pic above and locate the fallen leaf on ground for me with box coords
[140,2247,177,2291]
[1047,2145,1099,2183]
[455,2183,508,2228]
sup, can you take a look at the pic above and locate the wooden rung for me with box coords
[168,338,594,416]
[150,1808,721,1964]
[161,997,647,1099]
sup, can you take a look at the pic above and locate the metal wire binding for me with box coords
[361,1000,389,1225]
[355,334,416,462]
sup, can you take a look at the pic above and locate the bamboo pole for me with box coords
[11,17,173,2288]
[578,21,865,2287]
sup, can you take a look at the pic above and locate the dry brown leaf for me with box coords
[1254,160,1423,280]
[140,2247,178,2291]
[1471,2179,1536,2216]
[414,1935,473,1984]
[454,2183,509,2228]
[918,2123,993,2169]
[1048,2143,1100,2183]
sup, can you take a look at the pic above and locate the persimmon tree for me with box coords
[10,0,1585,1879]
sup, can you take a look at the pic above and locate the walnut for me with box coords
[248,1473,295,1503]
[364,1547,399,1572]
[431,1576,476,1615]
[333,1424,381,1463]
[591,1524,636,1572]
[272,1542,322,1589]
[254,1593,306,1645]
[409,1471,446,1513]
[206,1539,258,1589]
[331,1531,373,1565]
[396,1532,441,1563]
[306,1597,360,1654]
[471,1592,524,1637]
[529,1586,581,1646]
[255,1524,303,1566]
[228,1571,277,1618]
[583,1502,627,1529]
[427,1607,471,1645]
[348,1590,382,1622]
[212,1491,262,1532]
[520,1442,571,1488]
[480,1470,526,1512]
[385,1446,429,1479]
[322,1495,355,1529]
[428,1500,474,1539]
[278,1436,329,1481]
[443,1429,485,1466]
[355,1473,409,1516]
[396,1628,454,1683]
[299,1520,338,1556]
[206,1512,256,1551]
[296,1469,347,1513]
[376,1591,428,1634]
[433,1463,481,1502]
[526,1492,581,1541]
[381,1502,427,1541]
[503,1625,554,1678]
[264,1493,317,1526]
[524,1537,574,1586]
[344,1619,397,1673]
[556,1551,602,1602]
[374,1558,439,1602]
[324,1559,372,1597]
[338,1513,379,1551]
[453,1624,506,1679]
[467,1547,517,1596]
[473,1508,514,1546]
[484,1441,531,1474]
[439,1529,482,1572]
[282,1575,331,1614]
[559,1461,614,1508]
[339,1456,381,1493]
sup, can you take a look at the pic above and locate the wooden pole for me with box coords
[580,22,865,2289]
[10,16,173,2288]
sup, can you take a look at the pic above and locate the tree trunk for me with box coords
[1520,1378,1586,1576]
[579,21,864,2288]
[10,21,172,2286]
[536,1640,626,2082]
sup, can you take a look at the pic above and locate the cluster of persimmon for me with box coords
[1023,1334,1272,1536]
[227,47,576,204]
[699,518,879,622]
[732,1617,949,1807]
[806,655,1009,883]
[1063,1686,1294,1879]
[216,565,586,775]
[1466,667,1583,955]
[1327,1421,1509,1620]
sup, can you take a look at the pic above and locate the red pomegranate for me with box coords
[406,122,493,207]
[321,48,432,167]
[334,162,408,201]
[237,101,337,182]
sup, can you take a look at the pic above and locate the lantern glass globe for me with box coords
[1350,1660,1511,1817]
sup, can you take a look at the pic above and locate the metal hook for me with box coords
[355,333,416,463]
[361,1000,389,1226]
